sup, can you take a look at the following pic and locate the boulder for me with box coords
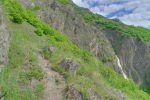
[64,86,83,100]
[88,88,101,100]
[60,58,80,73]
[49,46,57,54]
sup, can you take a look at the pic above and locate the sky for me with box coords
[72,0,150,28]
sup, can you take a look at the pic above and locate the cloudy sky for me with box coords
[72,0,150,28]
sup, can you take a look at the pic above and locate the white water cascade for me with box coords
[116,56,128,80]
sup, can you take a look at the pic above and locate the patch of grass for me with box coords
[43,46,52,60]
[20,66,44,81]
[34,83,44,97]
[0,15,49,99]
[58,0,71,5]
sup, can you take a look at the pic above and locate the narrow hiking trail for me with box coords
[38,54,65,100]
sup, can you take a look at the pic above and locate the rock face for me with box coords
[20,0,150,88]
[88,88,101,100]
[64,86,83,100]
[20,0,120,73]
[0,7,9,70]
[105,30,150,86]
[60,58,80,74]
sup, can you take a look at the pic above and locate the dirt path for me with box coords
[38,54,65,100]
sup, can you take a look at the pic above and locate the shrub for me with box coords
[58,0,70,4]
[11,13,23,24]
[43,28,53,35]
[102,56,113,63]
[35,28,43,36]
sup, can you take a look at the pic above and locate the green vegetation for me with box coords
[0,21,44,100]
[102,56,114,63]
[35,28,44,36]
[43,46,52,60]
[31,5,41,11]
[1,0,150,99]
[58,0,150,42]
[75,7,150,42]
[58,0,71,5]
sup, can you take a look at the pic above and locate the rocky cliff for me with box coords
[20,0,150,88]
[21,0,123,75]
[105,29,150,87]
[0,6,9,71]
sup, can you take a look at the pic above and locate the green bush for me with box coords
[58,0,70,4]
[43,28,53,35]
[11,13,23,24]
[35,28,43,36]
[102,56,113,63]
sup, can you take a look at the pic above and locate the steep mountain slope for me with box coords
[0,0,150,100]
[19,0,150,91]
[21,0,126,79]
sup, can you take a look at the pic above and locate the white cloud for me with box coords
[72,0,150,28]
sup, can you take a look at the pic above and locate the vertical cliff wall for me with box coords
[105,29,150,87]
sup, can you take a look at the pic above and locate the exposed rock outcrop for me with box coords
[64,86,83,100]
[88,88,101,100]
[60,58,80,74]
[0,6,9,71]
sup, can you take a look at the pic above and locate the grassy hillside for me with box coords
[0,0,150,99]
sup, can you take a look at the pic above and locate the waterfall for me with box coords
[116,56,128,80]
